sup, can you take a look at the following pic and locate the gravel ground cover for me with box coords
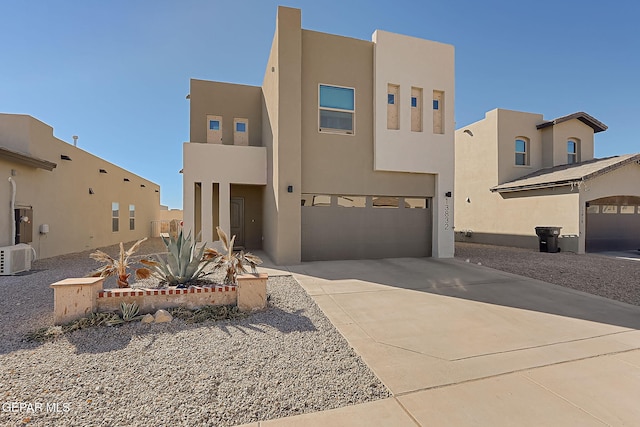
[455,242,640,306]
[0,239,390,427]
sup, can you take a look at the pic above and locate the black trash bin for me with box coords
[535,226,562,253]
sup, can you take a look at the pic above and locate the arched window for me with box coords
[567,138,580,164]
[515,137,529,166]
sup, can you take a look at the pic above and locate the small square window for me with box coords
[411,97,418,108]
[433,100,439,110]
[388,94,395,105]
[236,122,246,132]
[209,120,220,131]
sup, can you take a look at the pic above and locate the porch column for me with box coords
[219,181,231,238]
[201,181,213,243]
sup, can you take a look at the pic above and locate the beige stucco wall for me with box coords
[0,114,160,259]
[259,6,302,265]
[545,120,595,167]
[182,143,266,243]
[189,80,262,146]
[495,109,544,184]
[371,31,455,257]
[300,30,436,198]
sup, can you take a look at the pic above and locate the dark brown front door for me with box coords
[230,197,245,248]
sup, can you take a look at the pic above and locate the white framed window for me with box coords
[129,204,135,230]
[112,202,119,232]
[515,138,529,166]
[319,84,355,134]
[567,138,579,164]
[620,206,635,214]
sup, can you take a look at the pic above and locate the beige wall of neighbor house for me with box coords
[0,114,160,259]
[454,108,638,253]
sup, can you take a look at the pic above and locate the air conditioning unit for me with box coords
[0,244,33,275]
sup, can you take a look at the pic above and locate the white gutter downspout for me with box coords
[8,177,16,245]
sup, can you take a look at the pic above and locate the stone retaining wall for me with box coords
[50,274,268,325]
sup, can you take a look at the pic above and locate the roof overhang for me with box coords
[491,154,640,193]
[536,112,608,133]
[0,147,57,171]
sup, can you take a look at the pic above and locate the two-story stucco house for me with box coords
[455,108,640,253]
[182,6,455,264]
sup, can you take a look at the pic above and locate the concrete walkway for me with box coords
[241,256,640,426]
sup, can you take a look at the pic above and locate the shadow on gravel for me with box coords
[51,306,317,355]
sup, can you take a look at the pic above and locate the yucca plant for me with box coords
[140,229,211,287]
[88,238,151,288]
[208,226,262,285]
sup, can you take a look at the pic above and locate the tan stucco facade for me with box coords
[182,6,455,263]
[455,108,639,253]
[0,114,160,259]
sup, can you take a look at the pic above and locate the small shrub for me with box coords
[88,238,151,288]
[141,230,211,287]
[207,227,263,285]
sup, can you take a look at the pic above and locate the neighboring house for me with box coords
[455,108,640,253]
[0,113,161,260]
[182,6,455,264]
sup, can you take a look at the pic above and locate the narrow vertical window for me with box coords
[567,139,579,164]
[515,138,529,166]
[432,90,444,134]
[411,87,423,132]
[112,202,119,232]
[129,204,135,230]
[233,118,249,146]
[387,84,399,130]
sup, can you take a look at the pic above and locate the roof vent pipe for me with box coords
[72,135,78,147]
[8,177,16,244]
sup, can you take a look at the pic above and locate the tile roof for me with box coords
[536,112,608,133]
[491,154,640,192]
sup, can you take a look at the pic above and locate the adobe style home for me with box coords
[455,108,640,253]
[0,113,160,264]
[182,6,455,264]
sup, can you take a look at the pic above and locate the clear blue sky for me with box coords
[2,1,639,209]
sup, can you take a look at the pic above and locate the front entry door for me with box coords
[230,197,245,249]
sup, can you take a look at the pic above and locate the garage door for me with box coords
[301,195,432,261]
[586,199,640,252]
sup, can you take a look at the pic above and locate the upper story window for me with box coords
[233,118,249,146]
[387,83,399,130]
[319,84,355,134]
[567,139,579,164]
[515,138,529,166]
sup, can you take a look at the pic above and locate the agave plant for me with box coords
[209,226,262,285]
[88,238,151,288]
[141,229,211,287]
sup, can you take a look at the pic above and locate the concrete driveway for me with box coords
[247,257,640,426]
